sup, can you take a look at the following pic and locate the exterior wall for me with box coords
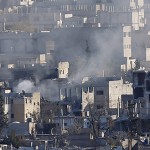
[132,10,141,30]
[0,22,4,32]
[130,0,137,9]
[53,117,75,129]
[130,0,144,9]
[0,32,33,54]
[138,9,145,28]
[82,87,94,116]
[62,17,84,28]
[98,11,132,27]
[109,80,123,108]
[58,62,69,79]
[122,83,133,95]
[109,79,133,108]
[126,57,136,71]
[4,97,11,122]
[61,4,96,16]
[137,0,144,8]
[24,92,40,122]
[20,0,34,6]
[82,85,108,116]
[12,98,25,122]
[8,64,15,69]
[146,48,150,61]
[59,86,82,110]
[94,86,108,110]
[32,92,40,115]
[39,54,46,64]
[123,26,132,58]
[4,92,40,123]
[121,57,136,72]
[0,144,8,150]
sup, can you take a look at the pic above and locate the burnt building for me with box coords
[133,70,146,99]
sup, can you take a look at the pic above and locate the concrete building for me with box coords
[3,92,40,122]
[109,79,133,109]
[96,0,145,30]
[20,0,34,6]
[131,70,150,118]
[58,62,69,79]
[123,26,132,58]
[81,77,133,117]
[121,57,136,72]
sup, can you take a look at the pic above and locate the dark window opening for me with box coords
[96,90,104,95]
[83,87,88,93]
[89,87,93,93]
[11,114,14,118]
[133,87,144,99]
[11,99,13,104]
[64,123,67,126]
[146,80,150,92]
[97,105,100,109]
[141,102,144,108]
[97,105,103,109]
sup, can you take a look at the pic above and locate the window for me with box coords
[128,32,131,37]
[141,102,144,108]
[96,90,104,95]
[89,87,93,93]
[37,102,39,105]
[11,99,13,104]
[60,70,64,74]
[97,105,103,109]
[83,87,88,93]
[11,114,14,118]
[64,123,67,126]
[97,105,101,109]
[146,80,150,92]
[123,32,126,37]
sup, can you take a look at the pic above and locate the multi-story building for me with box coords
[81,77,133,117]
[96,0,145,30]
[59,77,133,117]
[3,92,40,122]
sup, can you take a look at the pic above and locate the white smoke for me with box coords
[14,80,35,93]
[14,79,60,101]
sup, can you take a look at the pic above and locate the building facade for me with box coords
[3,92,40,122]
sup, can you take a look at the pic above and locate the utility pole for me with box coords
[127,101,136,150]
[117,97,120,118]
